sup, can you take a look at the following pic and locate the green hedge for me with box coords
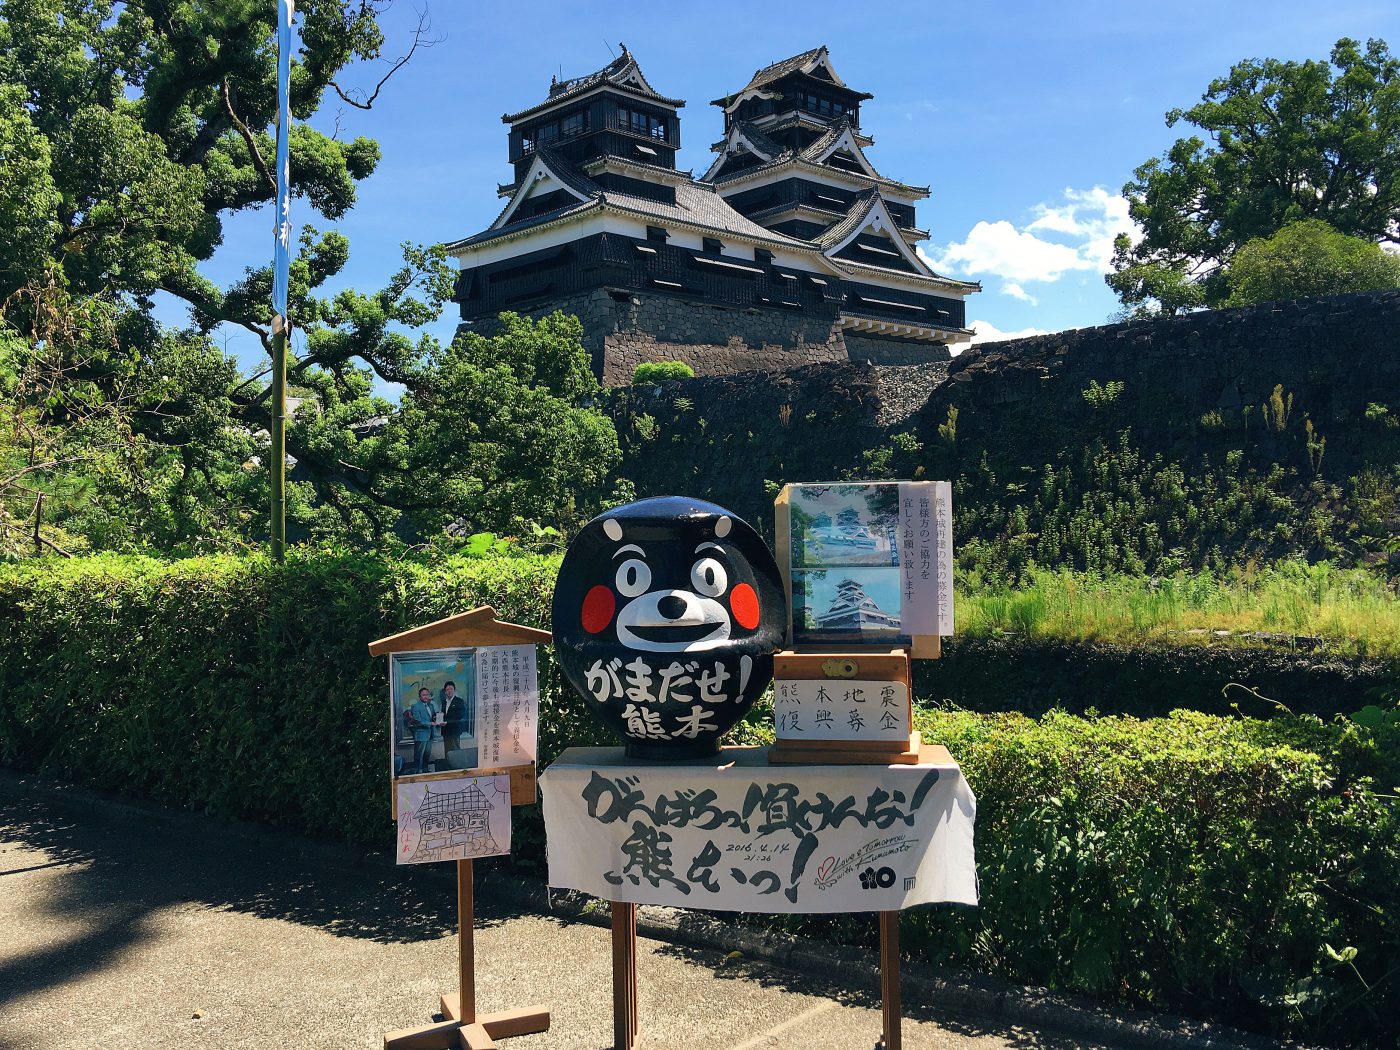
[923,635,1397,720]
[1,552,1396,1044]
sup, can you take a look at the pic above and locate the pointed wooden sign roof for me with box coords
[368,605,551,656]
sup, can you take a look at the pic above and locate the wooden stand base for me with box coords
[384,859,551,1050]
[612,902,640,1050]
[769,731,923,765]
[605,901,901,1050]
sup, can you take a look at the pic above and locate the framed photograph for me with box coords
[789,483,901,568]
[390,643,539,783]
[792,566,907,645]
[390,647,478,780]
[776,481,954,654]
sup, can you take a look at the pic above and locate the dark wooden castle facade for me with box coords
[446,46,979,384]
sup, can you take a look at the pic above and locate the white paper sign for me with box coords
[898,481,954,637]
[774,679,910,741]
[475,644,538,767]
[395,774,512,865]
[541,747,978,914]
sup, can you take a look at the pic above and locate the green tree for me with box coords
[0,1,620,553]
[1223,219,1400,306]
[365,312,621,538]
[1108,37,1400,315]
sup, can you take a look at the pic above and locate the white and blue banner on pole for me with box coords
[272,0,294,325]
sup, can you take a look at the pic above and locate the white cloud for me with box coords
[1002,282,1038,305]
[929,186,1140,294]
[926,220,1092,284]
[967,319,1050,346]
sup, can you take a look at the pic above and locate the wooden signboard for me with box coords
[371,607,551,1050]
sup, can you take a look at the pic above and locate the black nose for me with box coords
[657,594,688,620]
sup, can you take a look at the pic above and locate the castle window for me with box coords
[647,226,669,243]
[703,237,723,254]
[617,106,667,142]
[536,122,558,146]
[562,112,585,137]
[755,248,774,266]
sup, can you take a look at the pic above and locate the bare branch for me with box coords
[329,9,440,111]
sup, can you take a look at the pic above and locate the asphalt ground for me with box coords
[0,785,1110,1050]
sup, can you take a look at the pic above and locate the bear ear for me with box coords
[603,519,623,541]
[715,516,732,538]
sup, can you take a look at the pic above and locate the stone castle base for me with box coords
[460,287,952,385]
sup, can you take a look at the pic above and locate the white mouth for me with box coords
[616,590,732,652]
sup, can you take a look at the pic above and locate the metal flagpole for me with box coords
[270,0,294,561]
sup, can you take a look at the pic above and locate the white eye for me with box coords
[690,557,728,597]
[615,559,651,597]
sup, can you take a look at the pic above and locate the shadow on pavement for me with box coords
[0,792,541,1023]
[648,939,1106,1049]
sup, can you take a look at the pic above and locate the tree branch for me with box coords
[329,9,439,110]
[221,78,277,198]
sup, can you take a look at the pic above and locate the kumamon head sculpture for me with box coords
[552,496,787,759]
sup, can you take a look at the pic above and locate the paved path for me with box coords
[0,788,1101,1050]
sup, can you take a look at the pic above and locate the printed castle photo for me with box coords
[792,569,907,645]
[789,484,900,567]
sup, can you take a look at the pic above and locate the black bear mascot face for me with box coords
[552,496,787,759]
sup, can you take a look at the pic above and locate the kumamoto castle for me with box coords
[447,46,981,384]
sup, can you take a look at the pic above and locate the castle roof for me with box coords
[710,46,873,107]
[445,148,814,254]
[502,46,685,124]
[703,118,929,198]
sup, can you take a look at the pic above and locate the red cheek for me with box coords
[730,583,760,630]
[581,585,616,634]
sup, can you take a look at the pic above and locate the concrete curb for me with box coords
[0,770,1306,1050]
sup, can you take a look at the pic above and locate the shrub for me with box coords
[0,552,1395,1043]
[631,361,695,384]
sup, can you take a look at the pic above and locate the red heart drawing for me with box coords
[816,856,836,881]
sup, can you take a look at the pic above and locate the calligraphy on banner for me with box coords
[774,679,910,741]
[541,750,978,914]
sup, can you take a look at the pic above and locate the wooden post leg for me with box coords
[880,911,901,1050]
[459,859,476,1026]
[611,901,638,1050]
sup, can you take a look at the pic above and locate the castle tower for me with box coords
[445,47,979,384]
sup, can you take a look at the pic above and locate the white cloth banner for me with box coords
[541,746,977,913]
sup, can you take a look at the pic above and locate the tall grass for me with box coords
[957,560,1400,659]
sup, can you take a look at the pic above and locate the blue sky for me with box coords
[185,0,1400,383]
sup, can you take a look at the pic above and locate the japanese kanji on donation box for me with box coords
[539,746,978,913]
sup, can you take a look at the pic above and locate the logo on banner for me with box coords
[813,834,919,891]
[859,866,896,889]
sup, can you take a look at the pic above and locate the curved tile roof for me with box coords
[503,47,685,124]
